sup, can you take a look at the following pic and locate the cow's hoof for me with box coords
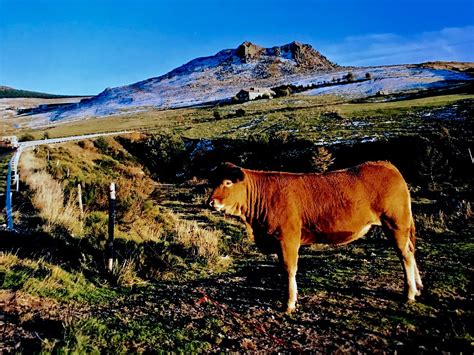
[285,305,296,314]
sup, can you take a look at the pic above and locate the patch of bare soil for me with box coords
[0,290,87,352]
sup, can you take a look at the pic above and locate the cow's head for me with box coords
[208,162,246,216]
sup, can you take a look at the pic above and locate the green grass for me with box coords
[0,253,116,303]
[339,94,474,116]
[0,152,12,195]
[4,92,473,352]
[15,93,474,141]
[60,314,216,353]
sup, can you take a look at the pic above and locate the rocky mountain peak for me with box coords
[236,41,265,63]
[235,40,337,70]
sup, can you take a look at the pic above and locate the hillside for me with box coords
[3,97,473,351]
[24,41,469,125]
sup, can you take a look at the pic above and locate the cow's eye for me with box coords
[223,180,233,187]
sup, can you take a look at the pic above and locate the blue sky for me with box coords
[1,0,473,95]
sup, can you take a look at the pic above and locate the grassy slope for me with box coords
[2,93,473,352]
[16,93,474,140]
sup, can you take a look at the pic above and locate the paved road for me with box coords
[6,130,132,230]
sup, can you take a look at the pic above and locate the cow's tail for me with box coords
[409,216,416,251]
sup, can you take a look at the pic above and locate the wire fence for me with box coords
[4,130,133,231]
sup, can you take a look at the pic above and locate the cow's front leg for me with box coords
[279,238,300,313]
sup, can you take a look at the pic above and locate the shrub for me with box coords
[84,211,108,241]
[419,145,451,190]
[235,108,246,117]
[94,137,110,154]
[345,72,355,82]
[311,146,335,172]
[365,72,372,80]
[213,111,222,120]
[143,133,186,180]
[19,133,36,142]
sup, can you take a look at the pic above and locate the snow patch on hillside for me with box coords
[301,67,471,98]
[25,55,473,126]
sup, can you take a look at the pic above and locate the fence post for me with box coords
[107,182,116,272]
[469,148,474,164]
[77,183,84,218]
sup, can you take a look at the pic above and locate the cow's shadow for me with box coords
[196,246,409,312]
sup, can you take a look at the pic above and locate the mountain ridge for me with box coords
[24,41,474,124]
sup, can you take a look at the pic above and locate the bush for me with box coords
[345,72,355,82]
[143,133,186,180]
[94,137,110,154]
[19,133,36,142]
[311,146,335,173]
[235,108,246,117]
[213,111,222,120]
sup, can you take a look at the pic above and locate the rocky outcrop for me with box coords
[235,41,337,71]
[284,41,337,70]
[236,41,265,63]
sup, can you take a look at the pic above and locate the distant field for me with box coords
[13,93,474,141]
[1,97,89,133]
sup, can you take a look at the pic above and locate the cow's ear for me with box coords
[223,162,244,182]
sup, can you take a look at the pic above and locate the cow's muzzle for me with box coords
[208,198,224,212]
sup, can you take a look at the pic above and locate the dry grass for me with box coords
[416,211,449,234]
[19,149,81,234]
[174,217,221,263]
[110,258,146,288]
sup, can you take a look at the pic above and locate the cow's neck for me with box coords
[241,172,269,225]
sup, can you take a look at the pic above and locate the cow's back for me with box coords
[253,161,412,245]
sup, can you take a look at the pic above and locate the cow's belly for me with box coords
[302,220,381,245]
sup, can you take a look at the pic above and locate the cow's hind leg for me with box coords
[414,260,423,296]
[279,238,300,313]
[382,220,419,301]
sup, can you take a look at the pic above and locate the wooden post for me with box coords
[15,174,19,192]
[77,184,84,219]
[107,182,116,272]
[469,148,474,164]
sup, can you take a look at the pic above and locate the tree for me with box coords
[213,111,222,120]
[365,72,372,80]
[345,72,355,82]
[235,108,246,117]
[311,147,335,172]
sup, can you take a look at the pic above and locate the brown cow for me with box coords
[208,161,423,313]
